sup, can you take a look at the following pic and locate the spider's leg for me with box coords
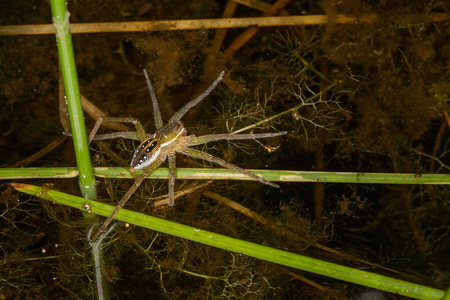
[188,131,287,146]
[90,131,147,141]
[143,69,163,130]
[64,131,143,141]
[181,148,279,188]
[91,155,166,241]
[169,71,225,123]
[168,154,176,206]
[88,116,147,144]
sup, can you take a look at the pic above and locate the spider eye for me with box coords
[130,138,161,171]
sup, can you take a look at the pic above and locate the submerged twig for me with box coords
[222,0,291,61]
[7,136,68,168]
[153,180,213,208]
[81,95,130,132]
[1,14,447,36]
[204,0,237,75]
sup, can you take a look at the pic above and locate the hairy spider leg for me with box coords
[143,69,163,129]
[88,116,147,144]
[169,71,225,123]
[188,131,287,146]
[91,155,166,241]
[182,147,279,188]
[91,130,287,144]
[187,132,287,187]
[143,69,225,131]
[89,131,150,141]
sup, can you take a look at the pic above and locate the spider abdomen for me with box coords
[130,138,161,171]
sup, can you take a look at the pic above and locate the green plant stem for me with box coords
[11,183,446,300]
[50,0,96,199]
[443,287,450,300]
[1,167,450,185]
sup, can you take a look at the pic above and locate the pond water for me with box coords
[0,0,449,299]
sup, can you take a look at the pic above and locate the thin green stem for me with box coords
[1,167,449,185]
[50,0,96,199]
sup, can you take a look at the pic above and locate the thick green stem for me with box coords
[50,0,96,199]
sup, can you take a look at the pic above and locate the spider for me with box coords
[88,70,286,239]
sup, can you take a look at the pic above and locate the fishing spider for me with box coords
[89,70,286,239]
